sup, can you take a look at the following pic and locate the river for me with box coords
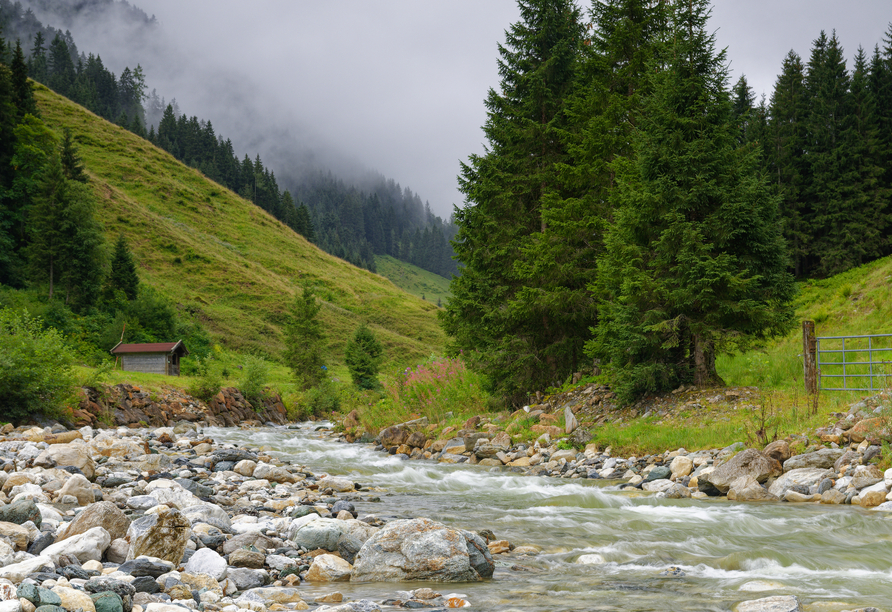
[207,424,892,612]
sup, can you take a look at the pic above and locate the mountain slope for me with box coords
[34,83,445,365]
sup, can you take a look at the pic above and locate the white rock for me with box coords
[41,526,111,563]
[0,599,22,612]
[642,479,675,493]
[0,556,53,582]
[576,554,605,565]
[184,548,228,580]
[734,595,802,612]
[670,456,694,478]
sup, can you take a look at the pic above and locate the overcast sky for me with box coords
[67,1,892,216]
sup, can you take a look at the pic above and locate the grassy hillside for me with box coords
[34,84,445,368]
[374,255,452,305]
[718,254,892,393]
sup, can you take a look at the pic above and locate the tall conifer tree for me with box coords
[590,0,794,400]
[443,0,584,402]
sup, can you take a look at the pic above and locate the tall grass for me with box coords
[355,355,489,434]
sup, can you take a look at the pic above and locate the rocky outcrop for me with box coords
[74,385,287,429]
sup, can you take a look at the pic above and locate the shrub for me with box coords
[187,356,222,403]
[239,355,270,407]
[283,285,326,390]
[345,324,383,390]
[0,308,77,423]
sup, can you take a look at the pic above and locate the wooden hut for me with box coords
[110,341,189,376]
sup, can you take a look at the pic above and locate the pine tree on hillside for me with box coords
[284,285,327,390]
[345,323,383,390]
[106,233,140,301]
[443,0,584,402]
[10,40,37,119]
[590,0,794,400]
[60,128,87,183]
[767,50,809,276]
[28,31,47,83]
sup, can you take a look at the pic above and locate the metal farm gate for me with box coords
[815,332,892,392]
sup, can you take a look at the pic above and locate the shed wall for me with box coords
[121,353,168,375]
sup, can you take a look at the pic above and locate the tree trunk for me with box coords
[693,333,725,387]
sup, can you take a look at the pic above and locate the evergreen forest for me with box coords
[444,0,892,404]
[0,0,459,278]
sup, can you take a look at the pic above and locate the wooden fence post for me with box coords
[803,320,817,395]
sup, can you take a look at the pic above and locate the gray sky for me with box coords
[68,1,892,216]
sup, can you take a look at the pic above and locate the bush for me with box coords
[239,355,270,407]
[345,324,383,390]
[0,308,77,423]
[187,356,222,403]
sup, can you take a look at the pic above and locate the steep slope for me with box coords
[34,83,445,365]
[374,255,452,305]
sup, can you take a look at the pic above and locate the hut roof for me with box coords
[110,341,189,355]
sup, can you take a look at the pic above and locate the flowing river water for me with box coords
[207,424,892,612]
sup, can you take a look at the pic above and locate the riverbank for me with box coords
[0,417,888,611]
[348,388,892,509]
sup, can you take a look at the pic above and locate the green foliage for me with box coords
[60,128,87,183]
[301,377,341,418]
[283,285,326,390]
[589,0,795,402]
[0,307,76,423]
[186,356,222,403]
[345,324,383,389]
[239,355,270,406]
[106,233,140,301]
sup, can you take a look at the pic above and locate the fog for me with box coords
[26,0,892,216]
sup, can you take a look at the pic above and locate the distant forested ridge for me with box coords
[446,0,892,404]
[0,0,459,278]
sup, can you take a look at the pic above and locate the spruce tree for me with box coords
[767,51,809,276]
[60,128,87,183]
[284,285,327,390]
[590,0,794,400]
[10,40,37,119]
[443,0,584,402]
[107,233,140,301]
[345,323,383,390]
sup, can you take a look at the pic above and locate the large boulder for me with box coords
[734,595,802,612]
[0,499,41,527]
[762,440,792,464]
[41,526,110,563]
[727,476,780,502]
[34,443,95,480]
[699,449,782,494]
[126,507,191,564]
[305,554,352,582]
[183,504,232,532]
[768,468,834,498]
[351,518,493,582]
[183,548,227,580]
[58,502,130,542]
[289,518,376,552]
[850,464,884,490]
[782,448,844,472]
[56,474,95,506]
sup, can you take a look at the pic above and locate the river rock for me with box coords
[782,448,844,471]
[378,427,408,448]
[663,483,692,499]
[670,456,693,478]
[850,464,884,490]
[226,568,267,591]
[253,463,294,483]
[291,518,348,551]
[318,477,354,493]
[51,587,95,612]
[703,449,782,493]
[147,485,201,510]
[305,554,352,582]
[551,449,576,463]
[0,523,28,550]
[858,490,887,507]
[642,479,675,493]
[834,450,862,472]
[233,460,256,476]
[222,533,276,555]
[126,507,191,563]
[820,488,846,504]
[89,592,123,612]
[229,549,265,568]
[58,502,130,542]
[762,440,792,464]
[183,503,232,532]
[84,578,135,612]
[727,476,779,502]
[34,443,95,480]
[117,558,174,578]
[351,518,494,582]
[734,595,802,612]
[41,526,110,563]
[184,547,227,579]
[768,468,834,498]
[0,556,52,582]
[56,474,94,506]
[0,499,42,527]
